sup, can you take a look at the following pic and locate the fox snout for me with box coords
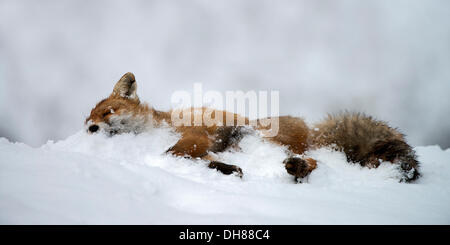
[88,124,99,133]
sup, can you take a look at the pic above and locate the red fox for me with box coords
[85,72,420,182]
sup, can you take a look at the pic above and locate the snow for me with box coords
[1,128,449,224]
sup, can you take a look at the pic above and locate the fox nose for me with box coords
[88,125,99,133]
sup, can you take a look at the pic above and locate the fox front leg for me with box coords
[165,137,244,178]
[208,161,243,178]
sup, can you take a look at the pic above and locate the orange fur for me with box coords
[256,116,310,155]
[85,72,420,182]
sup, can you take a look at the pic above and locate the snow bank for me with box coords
[1,128,449,224]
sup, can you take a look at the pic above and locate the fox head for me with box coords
[85,72,151,135]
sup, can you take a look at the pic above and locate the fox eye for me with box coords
[102,111,111,117]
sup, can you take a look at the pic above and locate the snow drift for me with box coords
[1,127,449,224]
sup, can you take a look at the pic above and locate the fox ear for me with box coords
[111,72,139,102]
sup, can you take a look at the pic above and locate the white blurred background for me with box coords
[0,0,449,148]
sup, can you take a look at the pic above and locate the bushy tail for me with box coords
[311,112,420,182]
[371,139,420,182]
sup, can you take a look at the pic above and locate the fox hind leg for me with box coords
[283,156,318,183]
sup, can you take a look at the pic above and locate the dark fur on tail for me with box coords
[209,126,246,153]
[311,112,420,182]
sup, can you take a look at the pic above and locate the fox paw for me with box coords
[208,161,243,178]
[283,157,316,182]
